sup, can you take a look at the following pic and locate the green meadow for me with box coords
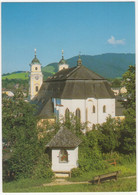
[3,161,136,192]
[2,72,29,80]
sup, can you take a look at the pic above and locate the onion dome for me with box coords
[58,49,67,65]
[77,55,82,66]
[31,49,40,64]
[58,56,67,65]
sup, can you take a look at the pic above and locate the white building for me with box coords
[33,52,115,130]
[46,127,81,177]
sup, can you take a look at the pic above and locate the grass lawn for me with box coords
[3,160,136,192]
[3,177,136,192]
[68,162,136,182]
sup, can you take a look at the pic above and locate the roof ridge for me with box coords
[66,66,80,78]
[82,65,106,80]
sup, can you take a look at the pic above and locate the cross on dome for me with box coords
[34,48,36,57]
[62,49,64,55]
[62,49,64,59]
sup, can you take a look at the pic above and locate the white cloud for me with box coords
[107,36,125,45]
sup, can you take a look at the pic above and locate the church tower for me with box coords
[29,49,43,100]
[58,49,69,71]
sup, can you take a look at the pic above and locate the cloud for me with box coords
[107,36,125,45]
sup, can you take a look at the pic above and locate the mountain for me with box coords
[42,53,135,79]
[2,53,135,80]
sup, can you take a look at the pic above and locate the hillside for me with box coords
[43,53,135,79]
[2,72,29,80]
[2,53,135,80]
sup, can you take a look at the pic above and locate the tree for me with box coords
[2,90,39,178]
[119,108,136,154]
[111,78,122,88]
[95,116,120,153]
[78,129,105,172]
[119,65,136,154]
[121,65,135,109]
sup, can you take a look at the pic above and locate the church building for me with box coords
[30,50,116,130]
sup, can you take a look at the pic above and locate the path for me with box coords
[43,175,136,187]
[43,178,90,186]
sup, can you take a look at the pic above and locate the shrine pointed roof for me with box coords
[46,127,82,148]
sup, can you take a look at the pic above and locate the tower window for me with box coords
[103,105,106,113]
[35,67,38,70]
[59,150,68,163]
[36,86,39,92]
[93,105,95,113]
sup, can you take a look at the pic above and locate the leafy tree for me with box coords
[78,130,105,172]
[119,108,136,154]
[63,112,87,136]
[2,90,39,179]
[111,78,122,88]
[121,65,135,109]
[119,65,136,154]
[95,116,120,153]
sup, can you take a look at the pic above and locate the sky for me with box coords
[2,1,135,74]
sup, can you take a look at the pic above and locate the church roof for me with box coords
[32,64,115,117]
[47,65,105,81]
[35,65,114,100]
[46,127,82,148]
[35,97,54,118]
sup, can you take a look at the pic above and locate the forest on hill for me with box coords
[42,53,135,79]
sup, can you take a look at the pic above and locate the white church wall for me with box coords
[86,98,98,128]
[54,97,115,128]
[51,147,78,172]
[60,99,86,123]
[98,99,115,124]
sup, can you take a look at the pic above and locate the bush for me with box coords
[71,168,82,177]
[32,154,53,179]
[78,146,106,172]
[117,154,136,165]
[77,130,106,172]
[102,152,136,167]
[102,152,120,160]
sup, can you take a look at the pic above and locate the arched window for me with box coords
[103,105,106,113]
[93,105,95,113]
[35,67,38,70]
[76,108,81,122]
[59,149,68,163]
[65,108,70,122]
[36,86,39,92]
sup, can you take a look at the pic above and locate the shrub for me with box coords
[78,146,106,172]
[32,154,53,179]
[117,154,136,165]
[96,116,120,153]
[102,152,120,160]
[71,168,82,177]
